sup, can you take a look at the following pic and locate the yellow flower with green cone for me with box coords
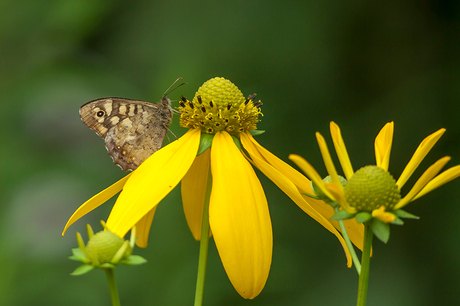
[290,121,460,241]
[63,78,364,299]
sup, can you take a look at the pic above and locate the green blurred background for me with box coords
[1,0,459,305]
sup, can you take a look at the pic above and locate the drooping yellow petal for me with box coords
[62,173,132,235]
[324,182,357,214]
[241,132,364,263]
[330,122,354,179]
[106,129,201,239]
[413,164,460,200]
[289,154,336,201]
[396,128,445,189]
[374,122,394,171]
[210,131,272,299]
[316,132,342,189]
[134,207,157,247]
[181,149,211,241]
[395,156,450,209]
[371,206,396,223]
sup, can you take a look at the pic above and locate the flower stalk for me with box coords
[105,268,120,306]
[194,169,212,306]
[356,222,373,306]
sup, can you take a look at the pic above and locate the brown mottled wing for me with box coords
[80,97,172,171]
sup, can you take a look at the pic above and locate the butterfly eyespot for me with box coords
[96,110,105,117]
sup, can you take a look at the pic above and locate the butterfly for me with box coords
[80,79,184,171]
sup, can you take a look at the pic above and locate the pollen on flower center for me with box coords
[178,77,263,135]
[344,165,401,211]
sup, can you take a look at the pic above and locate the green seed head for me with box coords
[86,230,126,264]
[344,165,401,211]
[179,77,262,135]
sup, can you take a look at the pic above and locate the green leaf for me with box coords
[249,130,265,136]
[197,133,213,155]
[331,210,356,220]
[232,135,242,151]
[71,264,94,276]
[120,255,148,266]
[370,219,390,243]
[393,209,420,220]
[355,212,372,223]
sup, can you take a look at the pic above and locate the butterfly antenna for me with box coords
[165,126,178,141]
[163,77,187,97]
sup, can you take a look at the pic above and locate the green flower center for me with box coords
[178,77,262,135]
[86,231,125,264]
[344,165,401,211]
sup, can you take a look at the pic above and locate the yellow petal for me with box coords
[62,173,132,235]
[289,154,336,201]
[413,164,460,200]
[106,129,201,239]
[371,206,395,223]
[134,207,157,247]
[181,149,211,241]
[241,132,364,264]
[374,122,394,171]
[210,131,272,299]
[395,156,450,209]
[396,128,445,189]
[316,132,342,189]
[330,122,354,179]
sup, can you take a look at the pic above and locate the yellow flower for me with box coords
[63,78,363,298]
[290,122,460,224]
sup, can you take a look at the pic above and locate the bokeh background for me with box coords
[1,0,459,305]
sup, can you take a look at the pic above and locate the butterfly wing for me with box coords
[80,97,172,171]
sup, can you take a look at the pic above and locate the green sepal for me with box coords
[390,216,404,225]
[197,133,214,155]
[301,192,321,200]
[232,135,242,151]
[331,209,356,220]
[249,130,265,136]
[100,263,116,269]
[393,209,420,220]
[119,255,148,266]
[370,219,390,243]
[69,248,88,262]
[355,212,372,223]
[71,264,94,276]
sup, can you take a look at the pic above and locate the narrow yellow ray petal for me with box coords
[413,164,460,200]
[289,154,336,201]
[210,131,272,299]
[371,206,395,223]
[395,156,450,209]
[241,132,363,265]
[374,122,394,171]
[316,132,342,188]
[396,128,446,189]
[106,129,201,239]
[242,132,364,251]
[330,122,354,179]
[62,173,132,235]
[134,207,157,247]
[240,133,311,194]
[181,149,211,241]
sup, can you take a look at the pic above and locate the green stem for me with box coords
[105,268,120,306]
[334,207,361,274]
[356,222,373,306]
[194,171,212,306]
